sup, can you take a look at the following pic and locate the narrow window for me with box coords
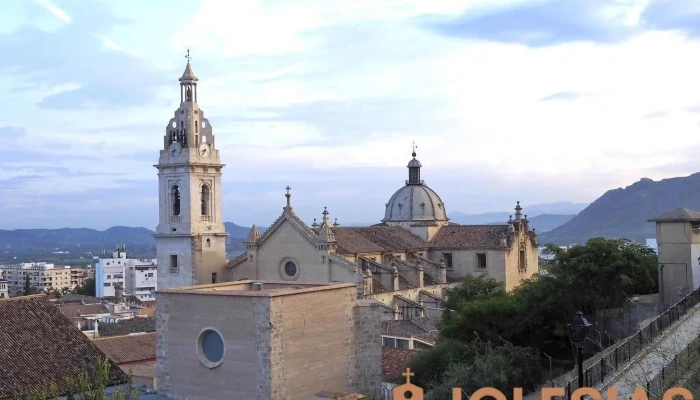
[172,185,181,216]
[211,272,217,284]
[195,120,198,133]
[519,250,526,271]
[477,253,487,269]
[442,253,453,268]
[170,255,179,275]
[201,185,210,216]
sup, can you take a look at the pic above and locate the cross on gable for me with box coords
[285,185,291,195]
[402,368,414,382]
[185,48,192,63]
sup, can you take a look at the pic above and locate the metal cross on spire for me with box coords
[411,140,417,157]
[185,48,192,63]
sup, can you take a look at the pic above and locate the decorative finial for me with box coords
[322,207,329,223]
[411,140,417,158]
[285,185,291,208]
[185,48,192,63]
[312,218,318,228]
[333,218,339,227]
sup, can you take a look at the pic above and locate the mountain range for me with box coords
[540,173,700,245]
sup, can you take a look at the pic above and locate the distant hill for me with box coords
[478,214,576,233]
[449,202,587,226]
[0,223,268,260]
[540,173,700,245]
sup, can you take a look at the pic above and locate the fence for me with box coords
[645,335,700,399]
[563,286,700,398]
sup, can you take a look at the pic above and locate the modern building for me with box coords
[96,245,157,301]
[0,262,76,295]
[156,280,382,400]
[648,207,700,307]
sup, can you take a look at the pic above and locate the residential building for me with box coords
[648,207,700,306]
[94,332,157,389]
[96,245,157,300]
[156,280,382,400]
[0,279,8,298]
[0,262,76,295]
[0,295,128,399]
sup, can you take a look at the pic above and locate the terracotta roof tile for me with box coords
[428,225,509,250]
[0,296,128,398]
[93,333,156,364]
[333,227,428,254]
[56,303,110,320]
[382,348,419,382]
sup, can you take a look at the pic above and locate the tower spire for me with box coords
[407,142,422,185]
[179,49,198,103]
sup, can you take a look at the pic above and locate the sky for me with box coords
[2,0,700,230]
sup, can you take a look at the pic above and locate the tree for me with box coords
[21,274,37,296]
[410,339,541,399]
[73,277,96,297]
[27,356,139,400]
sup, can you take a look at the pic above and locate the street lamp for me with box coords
[568,311,591,388]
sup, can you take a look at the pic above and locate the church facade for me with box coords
[154,61,539,317]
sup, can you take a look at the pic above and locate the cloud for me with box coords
[0,0,170,110]
[418,0,643,46]
[539,92,592,102]
[640,0,700,37]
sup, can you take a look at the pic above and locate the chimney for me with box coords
[252,282,264,291]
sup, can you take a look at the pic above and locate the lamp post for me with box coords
[568,311,591,388]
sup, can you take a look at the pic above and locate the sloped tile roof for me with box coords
[56,303,110,320]
[428,225,509,250]
[0,296,128,398]
[648,207,700,222]
[50,294,101,304]
[382,348,419,382]
[381,317,439,338]
[93,333,156,364]
[333,227,428,254]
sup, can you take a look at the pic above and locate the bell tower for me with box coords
[154,51,228,290]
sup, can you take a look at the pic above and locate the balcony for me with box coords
[171,215,181,223]
[201,215,212,222]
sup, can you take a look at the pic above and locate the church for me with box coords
[154,59,540,318]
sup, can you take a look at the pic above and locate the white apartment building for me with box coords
[0,279,8,298]
[95,245,157,301]
[0,262,75,295]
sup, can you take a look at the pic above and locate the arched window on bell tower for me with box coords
[171,185,181,217]
[201,184,210,216]
[179,52,199,104]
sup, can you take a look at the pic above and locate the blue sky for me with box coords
[2,0,700,229]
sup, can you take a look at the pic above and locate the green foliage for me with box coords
[410,339,541,400]
[21,274,37,296]
[73,277,96,297]
[438,237,659,363]
[23,357,139,400]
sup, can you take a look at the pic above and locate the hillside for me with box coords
[540,173,700,245]
[0,223,267,261]
[481,214,575,233]
[449,201,586,227]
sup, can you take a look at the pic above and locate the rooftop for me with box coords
[648,207,700,222]
[158,279,356,297]
[0,295,128,398]
[93,332,156,365]
[382,348,419,383]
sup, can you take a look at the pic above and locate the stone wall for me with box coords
[352,300,382,398]
[364,283,458,306]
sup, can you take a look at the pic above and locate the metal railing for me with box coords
[563,286,700,398]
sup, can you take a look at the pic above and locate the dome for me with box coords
[383,184,447,222]
[407,158,422,168]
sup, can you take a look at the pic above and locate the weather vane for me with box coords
[185,48,192,63]
[411,140,417,157]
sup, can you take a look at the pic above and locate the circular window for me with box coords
[284,261,297,277]
[197,328,225,368]
[279,257,300,280]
